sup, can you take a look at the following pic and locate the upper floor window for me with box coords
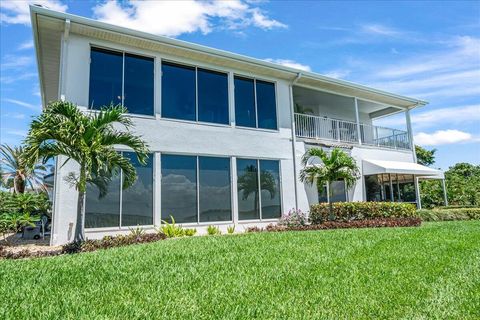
[162,62,229,125]
[234,76,277,130]
[89,47,154,116]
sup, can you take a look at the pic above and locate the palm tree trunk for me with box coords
[327,181,335,221]
[74,191,86,242]
[14,175,25,193]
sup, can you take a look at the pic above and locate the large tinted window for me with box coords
[85,174,121,228]
[234,77,256,128]
[198,69,229,124]
[260,160,281,219]
[318,180,347,203]
[162,62,196,121]
[89,48,123,109]
[161,155,197,223]
[237,159,260,220]
[199,157,231,222]
[124,54,154,115]
[122,152,154,226]
[256,80,277,130]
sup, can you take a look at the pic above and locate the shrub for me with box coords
[158,216,185,238]
[0,191,50,216]
[417,207,480,221]
[184,228,197,237]
[278,209,307,227]
[0,212,39,243]
[227,225,235,234]
[129,226,145,237]
[245,226,263,233]
[207,225,221,235]
[309,202,417,224]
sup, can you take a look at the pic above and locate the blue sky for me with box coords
[1,0,479,170]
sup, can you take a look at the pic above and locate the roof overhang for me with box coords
[30,5,428,110]
[363,159,444,179]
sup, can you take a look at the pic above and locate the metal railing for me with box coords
[294,113,410,150]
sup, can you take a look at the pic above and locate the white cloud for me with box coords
[92,0,286,37]
[18,40,34,50]
[0,72,37,84]
[323,69,351,79]
[361,24,402,36]
[2,112,26,120]
[3,99,40,111]
[0,55,33,69]
[264,59,311,71]
[0,0,67,25]
[414,129,475,146]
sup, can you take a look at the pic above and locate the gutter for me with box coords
[289,73,302,210]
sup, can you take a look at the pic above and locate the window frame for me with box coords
[236,158,283,222]
[88,45,156,119]
[161,60,231,126]
[160,153,234,225]
[233,74,279,132]
[85,150,155,231]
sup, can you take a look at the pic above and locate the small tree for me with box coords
[25,101,149,242]
[300,147,359,220]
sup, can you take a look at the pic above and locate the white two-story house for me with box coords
[30,6,444,245]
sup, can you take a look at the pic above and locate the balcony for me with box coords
[294,113,411,150]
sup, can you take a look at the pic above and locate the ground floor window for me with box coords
[85,152,154,228]
[365,174,416,203]
[161,154,232,223]
[318,180,347,203]
[237,159,282,220]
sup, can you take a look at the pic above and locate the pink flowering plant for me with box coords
[278,209,307,227]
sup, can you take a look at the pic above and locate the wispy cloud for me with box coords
[360,23,402,36]
[414,129,477,146]
[3,99,40,111]
[322,69,351,79]
[0,0,67,25]
[2,112,26,120]
[18,40,34,50]
[264,58,311,71]
[0,72,37,84]
[0,55,33,70]
[93,0,286,38]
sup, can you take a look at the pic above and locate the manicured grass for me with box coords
[1,221,479,319]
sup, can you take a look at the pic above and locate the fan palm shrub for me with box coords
[300,147,359,220]
[0,144,49,193]
[25,101,149,242]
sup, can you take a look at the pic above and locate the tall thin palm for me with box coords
[238,165,276,215]
[300,147,359,220]
[0,144,48,193]
[25,101,149,242]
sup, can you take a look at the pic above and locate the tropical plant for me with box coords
[300,147,360,220]
[0,212,39,243]
[415,145,436,166]
[237,166,276,216]
[184,228,197,237]
[0,144,49,193]
[25,101,149,242]
[0,191,51,216]
[227,225,235,234]
[278,209,307,227]
[158,216,185,238]
[129,226,145,237]
[294,103,314,115]
[207,225,221,235]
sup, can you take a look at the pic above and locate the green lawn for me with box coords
[1,221,479,319]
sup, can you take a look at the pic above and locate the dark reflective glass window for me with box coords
[198,69,229,124]
[256,80,277,130]
[161,154,197,223]
[260,160,281,219]
[237,159,259,220]
[162,62,196,121]
[234,77,256,128]
[85,172,121,228]
[318,180,347,203]
[121,152,153,226]
[124,54,154,116]
[89,48,123,109]
[365,175,382,202]
[199,157,231,222]
[398,174,416,202]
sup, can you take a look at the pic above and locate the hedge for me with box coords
[417,207,480,221]
[309,202,417,224]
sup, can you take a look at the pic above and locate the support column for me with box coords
[441,179,448,206]
[289,83,300,210]
[231,157,239,225]
[354,97,362,145]
[405,109,416,162]
[415,176,422,209]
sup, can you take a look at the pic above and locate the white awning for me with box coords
[363,159,444,179]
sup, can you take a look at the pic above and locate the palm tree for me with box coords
[300,147,359,220]
[0,144,49,193]
[237,165,276,216]
[25,101,149,242]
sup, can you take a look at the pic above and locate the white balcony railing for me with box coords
[294,113,411,150]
